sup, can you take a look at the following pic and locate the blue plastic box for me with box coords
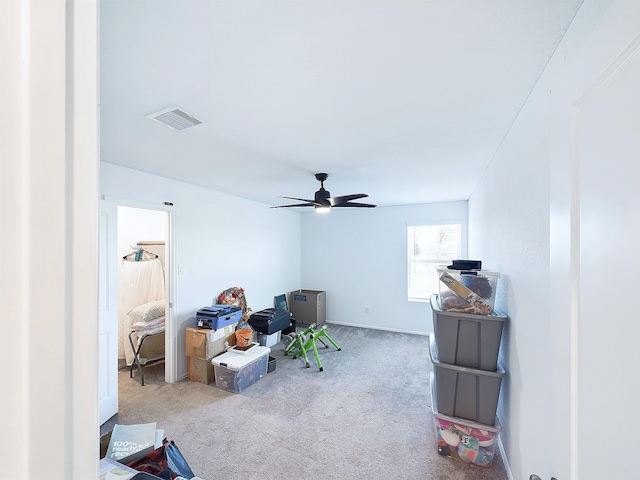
[196,305,242,329]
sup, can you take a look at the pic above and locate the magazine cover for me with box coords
[106,423,158,461]
[99,457,139,479]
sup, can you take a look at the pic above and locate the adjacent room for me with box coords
[4,1,640,479]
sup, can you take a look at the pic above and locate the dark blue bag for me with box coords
[125,440,195,479]
[164,441,195,479]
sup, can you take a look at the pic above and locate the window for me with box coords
[407,223,461,301]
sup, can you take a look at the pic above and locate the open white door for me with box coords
[99,199,118,424]
[574,15,640,479]
[549,2,640,478]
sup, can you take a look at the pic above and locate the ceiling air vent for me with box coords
[146,106,203,131]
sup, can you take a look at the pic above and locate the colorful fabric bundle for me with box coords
[216,286,251,320]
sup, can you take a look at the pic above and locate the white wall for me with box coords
[117,206,167,259]
[300,202,467,334]
[469,84,552,479]
[468,1,640,479]
[1,1,99,477]
[101,162,302,379]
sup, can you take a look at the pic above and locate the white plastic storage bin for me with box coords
[431,294,506,371]
[257,330,281,347]
[429,335,505,425]
[430,373,501,468]
[211,345,270,393]
[437,268,500,315]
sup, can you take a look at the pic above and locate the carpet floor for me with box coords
[102,324,509,480]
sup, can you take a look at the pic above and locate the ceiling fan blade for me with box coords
[329,193,368,205]
[331,201,377,208]
[270,203,316,208]
[273,174,375,210]
[279,196,321,205]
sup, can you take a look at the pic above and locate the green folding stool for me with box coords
[283,323,341,371]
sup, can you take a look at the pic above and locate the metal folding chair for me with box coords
[128,328,165,386]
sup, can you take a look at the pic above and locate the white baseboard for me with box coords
[498,436,514,480]
[326,320,430,336]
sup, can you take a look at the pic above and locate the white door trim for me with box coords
[99,200,119,423]
[559,3,640,478]
[103,195,178,383]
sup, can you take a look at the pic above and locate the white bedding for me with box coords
[118,258,164,365]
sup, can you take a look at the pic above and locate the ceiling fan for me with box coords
[271,173,376,211]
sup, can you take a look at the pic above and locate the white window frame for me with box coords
[407,223,463,302]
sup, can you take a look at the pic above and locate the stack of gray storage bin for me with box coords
[429,293,507,468]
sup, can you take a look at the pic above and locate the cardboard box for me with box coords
[185,326,235,360]
[187,356,215,384]
[289,289,326,327]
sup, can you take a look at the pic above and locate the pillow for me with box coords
[128,299,165,323]
[131,316,165,331]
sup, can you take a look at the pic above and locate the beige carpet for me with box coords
[102,325,509,480]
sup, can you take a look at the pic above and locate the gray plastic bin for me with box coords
[430,372,502,467]
[431,294,506,371]
[429,335,505,425]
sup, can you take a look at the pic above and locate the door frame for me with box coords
[99,199,118,424]
[103,195,178,383]
[549,2,640,479]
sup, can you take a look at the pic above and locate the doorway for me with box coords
[117,206,169,380]
[99,198,176,426]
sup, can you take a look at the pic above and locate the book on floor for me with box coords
[105,423,161,462]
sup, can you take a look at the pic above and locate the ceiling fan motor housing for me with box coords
[315,187,331,205]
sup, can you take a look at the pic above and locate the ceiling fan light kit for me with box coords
[272,173,376,211]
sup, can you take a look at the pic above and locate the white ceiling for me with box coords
[100,0,582,209]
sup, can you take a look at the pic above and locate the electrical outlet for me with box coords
[364,307,370,314]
